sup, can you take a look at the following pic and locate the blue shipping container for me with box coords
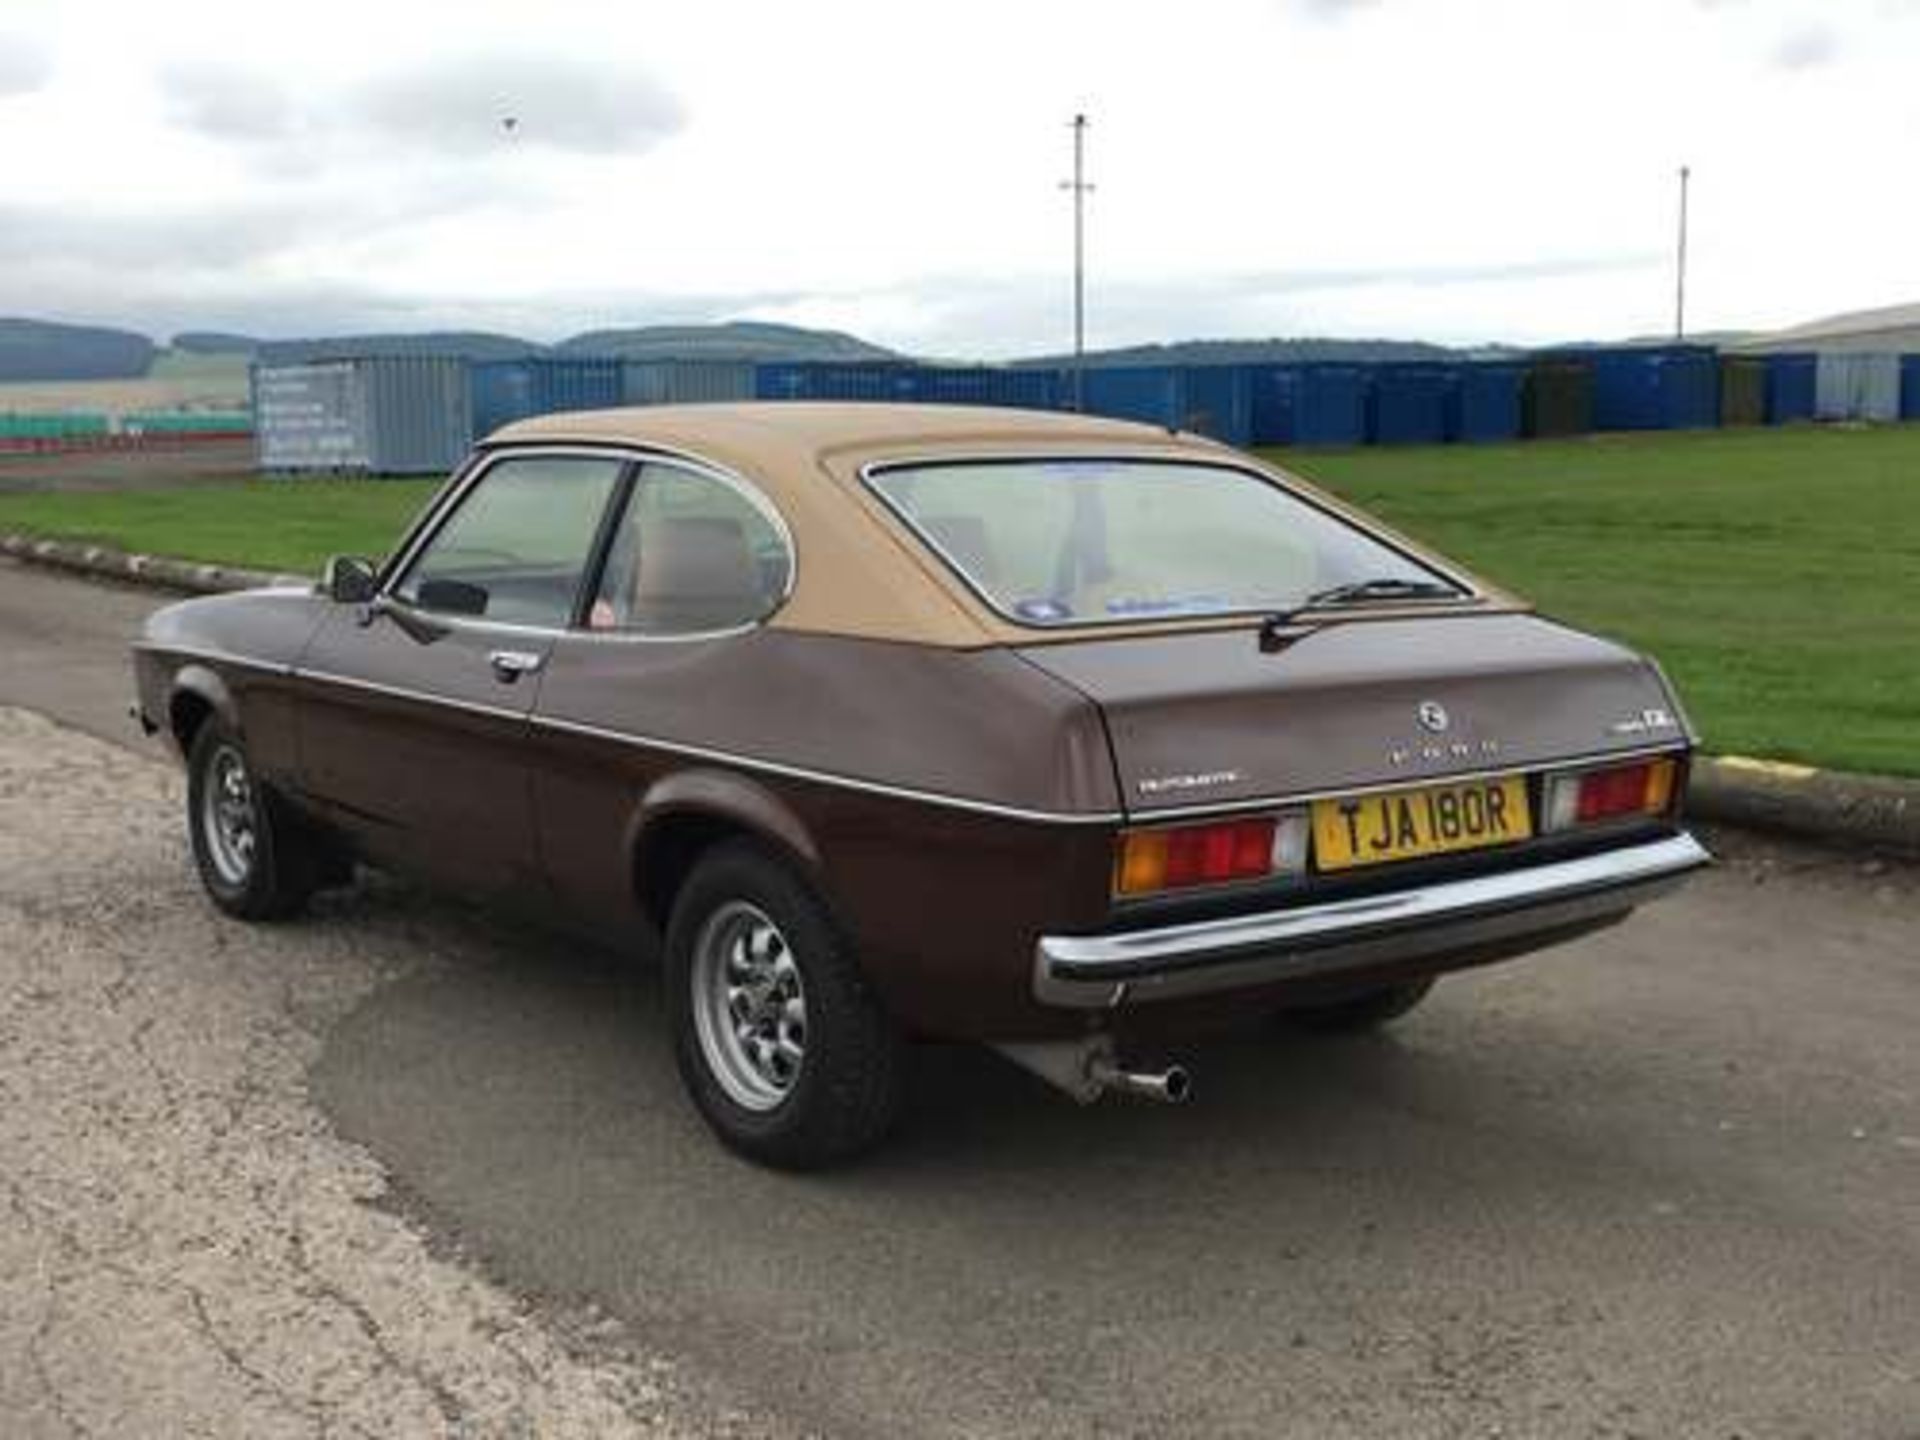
[1250,365,1368,447]
[472,358,623,436]
[911,367,1063,410]
[1569,346,1719,431]
[1902,355,1920,421]
[1080,367,1184,429]
[470,361,532,437]
[1451,363,1523,443]
[622,359,756,406]
[753,362,920,402]
[1178,366,1253,448]
[1368,364,1452,445]
[1763,353,1817,425]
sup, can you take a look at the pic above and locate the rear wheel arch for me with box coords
[631,769,826,930]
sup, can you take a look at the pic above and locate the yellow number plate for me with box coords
[1312,776,1533,872]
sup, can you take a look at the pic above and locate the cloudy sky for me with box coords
[2,0,1917,356]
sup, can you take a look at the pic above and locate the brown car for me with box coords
[133,403,1709,1166]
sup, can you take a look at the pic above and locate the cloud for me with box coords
[161,62,295,141]
[159,51,683,159]
[0,33,52,97]
[351,52,684,156]
[737,252,1666,359]
[0,159,506,280]
[1293,0,1381,19]
[1772,23,1840,69]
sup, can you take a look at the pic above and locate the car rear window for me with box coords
[866,458,1460,627]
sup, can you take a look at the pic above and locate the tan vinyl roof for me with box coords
[486,403,1510,647]
[490,402,1207,469]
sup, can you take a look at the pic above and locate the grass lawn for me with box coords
[1,427,1914,776]
[0,477,441,577]
[1270,426,1920,778]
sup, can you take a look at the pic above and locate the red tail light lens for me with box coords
[1544,758,1680,832]
[1113,813,1309,897]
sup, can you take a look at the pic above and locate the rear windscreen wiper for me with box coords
[1258,577,1462,652]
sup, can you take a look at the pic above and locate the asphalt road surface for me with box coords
[4,555,1918,1438]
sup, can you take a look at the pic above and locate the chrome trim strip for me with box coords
[131,641,293,678]
[531,712,1123,825]
[1033,832,1711,1007]
[288,663,1118,823]
[381,442,798,644]
[296,668,529,725]
[1127,743,1692,821]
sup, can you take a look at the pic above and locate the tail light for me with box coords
[1543,757,1680,833]
[1114,812,1310,898]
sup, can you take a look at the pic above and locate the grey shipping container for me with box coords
[1815,353,1902,422]
[622,359,757,406]
[253,356,472,475]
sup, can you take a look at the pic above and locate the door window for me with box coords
[587,461,792,635]
[395,454,625,627]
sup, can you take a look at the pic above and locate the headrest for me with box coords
[635,515,757,602]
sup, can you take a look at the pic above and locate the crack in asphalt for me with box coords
[0,705,763,1437]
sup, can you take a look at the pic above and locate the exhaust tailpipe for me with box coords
[993,1037,1193,1106]
[1088,1056,1192,1105]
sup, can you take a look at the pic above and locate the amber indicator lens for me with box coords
[1115,816,1303,897]
[1544,757,1679,832]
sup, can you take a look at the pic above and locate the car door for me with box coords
[528,456,798,932]
[295,449,629,896]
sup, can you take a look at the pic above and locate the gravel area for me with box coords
[0,707,756,1437]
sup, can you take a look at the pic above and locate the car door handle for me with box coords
[487,649,544,683]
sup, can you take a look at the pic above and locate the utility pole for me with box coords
[1674,164,1691,340]
[1061,114,1093,410]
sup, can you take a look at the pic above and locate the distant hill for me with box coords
[554,321,896,362]
[170,331,263,356]
[255,331,543,364]
[1013,337,1466,369]
[1730,301,1920,354]
[236,321,893,365]
[0,318,155,382]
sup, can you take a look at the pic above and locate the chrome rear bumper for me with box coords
[1035,832,1711,1009]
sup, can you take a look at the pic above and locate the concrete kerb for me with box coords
[1689,756,1920,857]
[2,531,305,596]
[5,529,1917,856]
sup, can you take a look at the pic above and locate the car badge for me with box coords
[1416,700,1450,734]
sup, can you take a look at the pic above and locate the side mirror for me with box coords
[322,555,378,604]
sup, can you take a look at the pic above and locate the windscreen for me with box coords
[868,458,1459,627]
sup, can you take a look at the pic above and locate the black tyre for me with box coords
[664,842,905,1169]
[185,718,319,921]
[1283,978,1435,1034]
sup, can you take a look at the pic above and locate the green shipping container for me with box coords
[1719,356,1765,427]
[1522,357,1593,438]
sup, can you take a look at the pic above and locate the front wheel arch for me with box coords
[168,665,238,758]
